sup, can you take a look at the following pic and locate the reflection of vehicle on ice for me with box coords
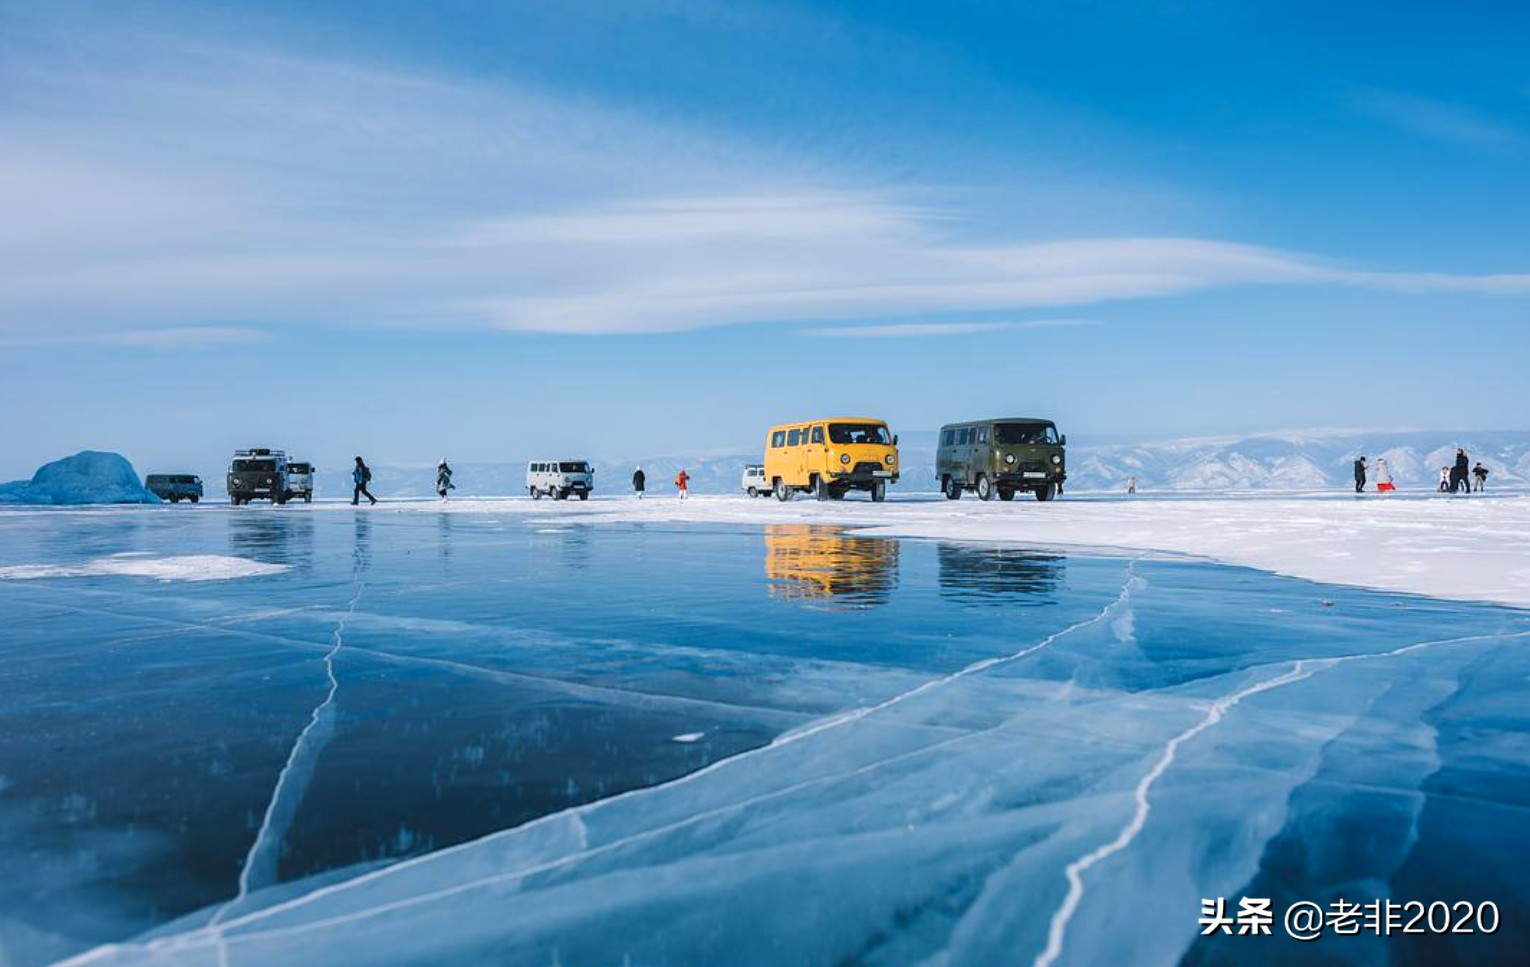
[937,544,1064,605]
[763,525,898,607]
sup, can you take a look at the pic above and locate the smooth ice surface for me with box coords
[0,452,158,506]
[1,504,1527,967]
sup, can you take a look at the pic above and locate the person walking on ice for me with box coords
[1374,457,1395,494]
[674,468,690,500]
[352,456,377,506]
[1451,448,1470,494]
[1353,456,1367,494]
[436,459,454,500]
[1473,462,1490,492]
[632,466,646,499]
[1126,475,1137,495]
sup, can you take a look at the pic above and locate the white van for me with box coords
[527,461,594,500]
[741,464,769,497]
[286,461,315,502]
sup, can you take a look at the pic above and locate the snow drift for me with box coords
[0,451,159,505]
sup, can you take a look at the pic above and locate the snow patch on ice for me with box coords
[671,733,706,744]
[0,555,286,582]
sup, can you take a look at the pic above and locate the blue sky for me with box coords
[2,0,1527,478]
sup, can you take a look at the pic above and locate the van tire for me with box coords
[943,476,962,500]
[578,492,588,501]
[813,475,829,501]
[190,495,200,504]
[530,487,542,500]
[871,480,887,502]
[1035,484,1056,501]
[747,486,758,498]
[302,495,310,503]
[975,475,993,501]
[555,489,568,500]
[774,479,793,502]
[998,488,1015,501]
[273,491,288,506]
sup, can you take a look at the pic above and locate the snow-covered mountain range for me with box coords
[308,429,1529,497]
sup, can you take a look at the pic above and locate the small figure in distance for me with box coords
[1126,475,1137,496]
[1473,461,1489,493]
[632,465,646,500]
[675,468,690,500]
[1438,466,1451,493]
[1451,448,1470,494]
[436,459,454,500]
[352,456,377,506]
[1374,456,1395,494]
[1353,455,1367,494]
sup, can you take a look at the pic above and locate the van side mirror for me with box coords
[893,434,899,446]
[1060,435,1067,446]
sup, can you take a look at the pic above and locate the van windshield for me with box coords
[288,463,311,473]
[827,423,890,446]
[559,462,590,473]
[994,423,1056,445]
[232,460,277,472]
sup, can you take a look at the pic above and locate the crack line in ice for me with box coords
[1032,625,1530,967]
[209,573,366,929]
[108,561,1144,959]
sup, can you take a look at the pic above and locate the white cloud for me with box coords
[1352,89,1526,148]
[0,19,1527,344]
[799,319,1093,338]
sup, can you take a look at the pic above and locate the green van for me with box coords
[936,418,1067,501]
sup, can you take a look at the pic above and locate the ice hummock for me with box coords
[0,451,159,505]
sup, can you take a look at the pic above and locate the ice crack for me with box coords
[211,572,365,927]
[1033,626,1530,967]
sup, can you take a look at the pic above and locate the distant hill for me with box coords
[302,429,1528,499]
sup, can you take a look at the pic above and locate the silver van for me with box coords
[526,461,594,500]
[741,464,769,497]
[286,461,315,502]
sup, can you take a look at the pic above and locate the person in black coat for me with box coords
[1353,456,1367,494]
[352,456,377,506]
[632,466,646,499]
[1451,449,1470,494]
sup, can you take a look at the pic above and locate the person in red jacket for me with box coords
[675,469,690,500]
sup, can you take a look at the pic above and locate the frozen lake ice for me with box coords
[1,504,1527,966]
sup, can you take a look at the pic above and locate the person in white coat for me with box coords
[1374,457,1395,493]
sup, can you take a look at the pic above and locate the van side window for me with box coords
[787,429,802,446]
[771,430,786,448]
[810,426,824,445]
[942,429,955,446]
[1045,426,1059,444]
[978,428,989,444]
[958,428,970,445]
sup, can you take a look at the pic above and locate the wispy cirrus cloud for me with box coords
[1,16,1528,345]
[798,319,1093,338]
[1351,88,1526,148]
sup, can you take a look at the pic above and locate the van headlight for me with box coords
[1005,453,1016,465]
[1051,455,1062,465]
[840,453,851,465]
[885,454,895,465]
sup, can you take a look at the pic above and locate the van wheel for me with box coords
[747,486,758,498]
[302,495,310,503]
[273,491,288,506]
[530,487,542,500]
[998,488,1015,501]
[190,495,200,504]
[975,475,993,501]
[870,480,887,502]
[774,478,793,502]
[1035,484,1056,501]
[555,489,567,501]
[943,476,962,500]
[578,492,588,501]
[813,475,830,501]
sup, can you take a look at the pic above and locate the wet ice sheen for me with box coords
[0,509,1525,967]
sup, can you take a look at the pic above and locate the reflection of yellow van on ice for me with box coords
[763,525,899,606]
[764,417,899,502]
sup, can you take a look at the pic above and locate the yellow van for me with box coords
[763,417,899,501]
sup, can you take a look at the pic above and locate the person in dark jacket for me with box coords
[1353,456,1367,494]
[632,466,646,499]
[1473,462,1490,492]
[436,459,454,500]
[352,456,377,506]
[1450,449,1470,494]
